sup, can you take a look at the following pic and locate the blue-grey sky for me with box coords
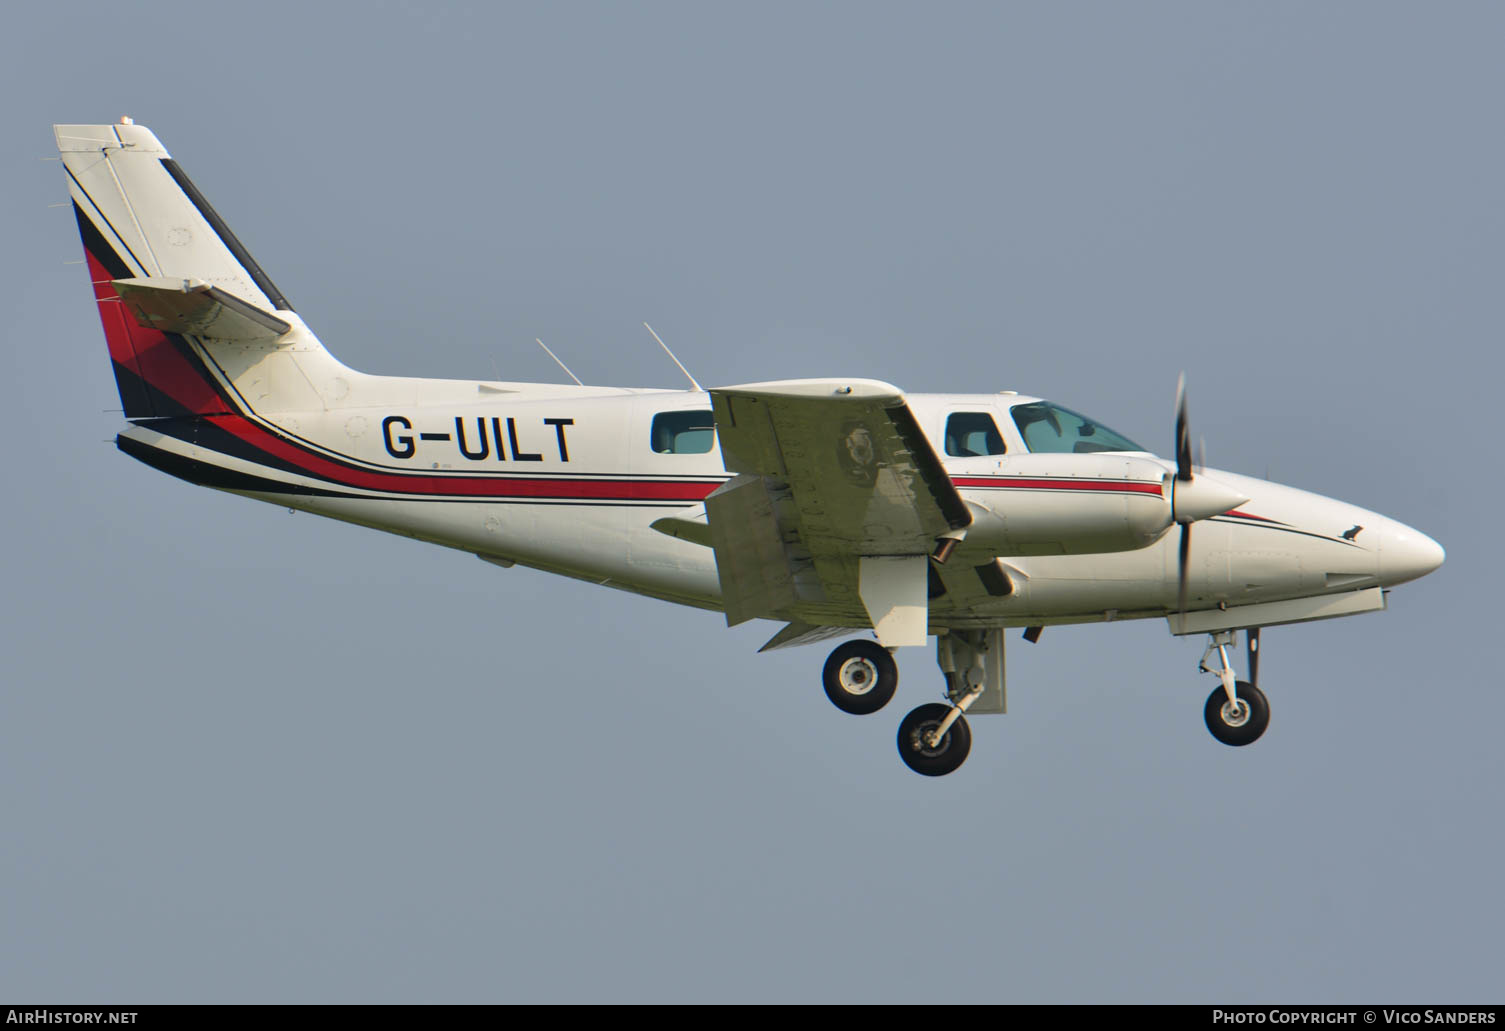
[3,0,1498,1003]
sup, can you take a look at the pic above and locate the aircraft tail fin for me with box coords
[57,122,291,310]
[56,121,297,419]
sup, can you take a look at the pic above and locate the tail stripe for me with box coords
[77,204,154,418]
[64,165,148,277]
[135,416,719,502]
[117,435,346,498]
[76,221,235,420]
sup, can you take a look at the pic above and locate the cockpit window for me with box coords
[944,412,1007,457]
[1010,401,1145,454]
[651,410,715,454]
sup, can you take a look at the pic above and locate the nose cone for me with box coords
[1377,521,1445,586]
[1172,474,1250,523]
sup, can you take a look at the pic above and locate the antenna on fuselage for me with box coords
[643,322,703,392]
[536,338,584,386]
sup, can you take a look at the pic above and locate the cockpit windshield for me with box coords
[1010,401,1147,454]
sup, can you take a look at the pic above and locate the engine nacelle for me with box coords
[953,453,1181,557]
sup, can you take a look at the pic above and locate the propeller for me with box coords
[1175,374,1193,484]
[1170,374,1249,620]
[1175,375,1194,617]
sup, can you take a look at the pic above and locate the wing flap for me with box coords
[757,621,859,653]
[705,474,798,626]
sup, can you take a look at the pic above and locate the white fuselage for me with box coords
[119,341,1442,633]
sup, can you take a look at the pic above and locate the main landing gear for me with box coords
[1199,629,1270,746]
[821,630,1002,777]
[821,640,898,715]
[897,703,971,777]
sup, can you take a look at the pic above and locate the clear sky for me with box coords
[2,0,1497,1003]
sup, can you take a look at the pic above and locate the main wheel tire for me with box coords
[822,640,898,715]
[1204,681,1270,746]
[897,702,972,776]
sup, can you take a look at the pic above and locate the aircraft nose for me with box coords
[1377,520,1445,586]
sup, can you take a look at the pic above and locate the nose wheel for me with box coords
[1204,680,1269,746]
[1198,630,1270,746]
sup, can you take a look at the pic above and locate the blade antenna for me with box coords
[536,338,583,386]
[644,322,702,392]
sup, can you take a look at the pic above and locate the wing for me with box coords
[706,379,970,645]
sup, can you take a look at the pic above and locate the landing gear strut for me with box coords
[1199,629,1270,746]
[895,629,1004,776]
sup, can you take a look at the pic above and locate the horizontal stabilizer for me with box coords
[111,277,290,341]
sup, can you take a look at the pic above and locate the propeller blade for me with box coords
[1177,522,1191,618]
[1175,373,1193,482]
[1247,627,1260,688]
[1198,435,1206,476]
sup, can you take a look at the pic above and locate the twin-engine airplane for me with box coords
[58,120,1445,776]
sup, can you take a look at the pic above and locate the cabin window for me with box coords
[651,410,716,454]
[944,412,1006,457]
[1010,401,1146,454]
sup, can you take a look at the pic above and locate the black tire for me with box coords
[1204,681,1270,746]
[897,702,972,776]
[822,640,898,715]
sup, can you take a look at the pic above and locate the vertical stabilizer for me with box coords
[57,121,308,419]
[56,123,291,312]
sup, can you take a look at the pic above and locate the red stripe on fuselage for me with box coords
[201,414,718,501]
[1222,509,1277,523]
[952,476,1164,496]
[111,328,715,500]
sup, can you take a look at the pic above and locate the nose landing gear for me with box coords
[1199,629,1270,746]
